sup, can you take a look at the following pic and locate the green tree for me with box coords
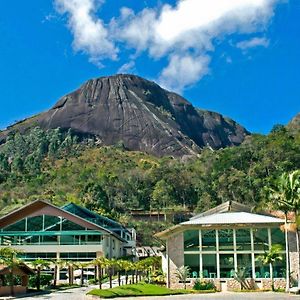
[92,257,109,289]
[151,179,174,221]
[257,244,283,291]
[0,247,22,296]
[268,170,300,288]
[175,266,190,289]
[31,259,51,291]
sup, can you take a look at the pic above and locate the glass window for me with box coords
[236,229,251,251]
[2,219,26,232]
[253,228,269,251]
[201,230,216,251]
[273,254,286,278]
[184,254,200,277]
[202,254,217,278]
[237,254,252,277]
[255,254,270,278]
[220,254,235,278]
[27,216,43,231]
[43,215,61,231]
[184,230,199,252]
[218,229,234,251]
[41,235,58,245]
[62,218,86,231]
[271,228,285,249]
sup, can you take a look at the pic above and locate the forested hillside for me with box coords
[0,125,299,221]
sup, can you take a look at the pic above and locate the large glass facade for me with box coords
[184,227,286,279]
[0,215,104,246]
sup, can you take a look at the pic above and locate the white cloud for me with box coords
[55,0,117,65]
[117,61,135,74]
[159,55,210,93]
[236,37,270,50]
[54,0,281,91]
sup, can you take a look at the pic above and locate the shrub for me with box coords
[29,274,53,288]
[193,279,215,291]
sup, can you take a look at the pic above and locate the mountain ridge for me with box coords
[0,74,249,157]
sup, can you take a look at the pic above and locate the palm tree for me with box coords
[268,170,300,288]
[92,257,109,289]
[257,244,283,291]
[74,261,88,286]
[65,260,77,286]
[31,259,51,291]
[175,266,190,289]
[51,259,65,287]
[0,247,21,296]
[122,260,133,285]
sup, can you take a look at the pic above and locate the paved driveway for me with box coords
[104,292,300,300]
[15,290,300,300]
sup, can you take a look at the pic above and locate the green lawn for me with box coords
[87,283,191,298]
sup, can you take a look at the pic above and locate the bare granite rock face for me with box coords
[0,74,249,157]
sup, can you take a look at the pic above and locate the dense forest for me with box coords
[1,124,299,214]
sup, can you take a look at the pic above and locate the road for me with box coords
[14,290,300,300]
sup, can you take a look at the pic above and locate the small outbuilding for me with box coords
[0,263,34,296]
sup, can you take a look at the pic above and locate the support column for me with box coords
[268,228,273,280]
[233,229,237,272]
[216,230,220,278]
[250,229,255,279]
[56,252,60,281]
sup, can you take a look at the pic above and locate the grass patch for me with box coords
[87,283,191,298]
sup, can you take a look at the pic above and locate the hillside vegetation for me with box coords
[0,125,299,220]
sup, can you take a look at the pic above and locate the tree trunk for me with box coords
[271,264,274,291]
[80,267,84,286]
[53,265,57,287]
[118,271,121,286]
[37,268,41,291]
[125,272,128,285]
[109,269,112,289]
[99,266,102,289]
[132,272,134,284]
[135,270,138,283]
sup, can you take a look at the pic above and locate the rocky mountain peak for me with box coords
[0,74,249,157]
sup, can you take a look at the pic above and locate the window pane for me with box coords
[202,254,217,278]
[253,228,269,251]
[220,254,235,278]
[271,228,285,250]
[237,254,252,277]
[184,254,199,277]
[236,229,251,251]
[273,254,286,278]
[218,229,234,251]
[184,230,199,252]
[201,230,216,251]
[2,219,26,231]
[255,254,270,278]
[27,216,43,231]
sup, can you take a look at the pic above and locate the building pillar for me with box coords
[216,230,220,278]
[250,228,255,279]
[56,252,60,281]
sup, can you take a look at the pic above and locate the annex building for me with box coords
[0,200,136,263]
[157,201,298,291]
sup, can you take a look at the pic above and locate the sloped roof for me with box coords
[0,200,126,242]
[62,203,124,230]
[156,201,284,239]
[190,201,252,220]
[183,211,284,225]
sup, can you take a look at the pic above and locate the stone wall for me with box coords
[166,232,184,288]
[290,251,299,283]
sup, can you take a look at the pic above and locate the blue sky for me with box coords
[0,0,299,134]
